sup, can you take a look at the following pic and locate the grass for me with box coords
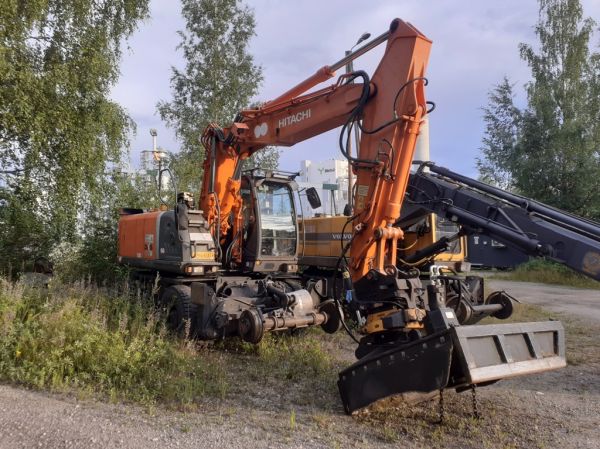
[3,276,598,448]
[0,277,341,411]
[496,259,600,289]
[0,278,228,408]
[214,327,341,409]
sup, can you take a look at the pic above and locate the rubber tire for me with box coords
[161,285,199,338]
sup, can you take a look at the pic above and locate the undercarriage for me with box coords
[130,270,339,343]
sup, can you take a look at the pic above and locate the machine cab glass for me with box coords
[256,182,296,256]
[241,173,299,272]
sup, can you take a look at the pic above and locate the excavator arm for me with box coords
[198,78,366,258]
[193,19,569,415]
[199,18,431,277]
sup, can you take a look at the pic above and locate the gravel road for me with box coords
[0,385,334,449]
[1,279,599,449]
[0,386,227,449]
[486,279,600,323]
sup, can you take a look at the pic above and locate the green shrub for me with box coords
[505,259,600,289]
[0,279,227,407]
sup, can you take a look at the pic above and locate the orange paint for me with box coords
[197,18,431,284]
[118,211,163,260]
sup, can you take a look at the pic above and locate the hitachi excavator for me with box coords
[118,18,600,414]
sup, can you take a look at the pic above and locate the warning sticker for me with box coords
[356,185,369,196]
[356,184,369,211]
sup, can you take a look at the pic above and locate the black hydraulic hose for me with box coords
[358,77,429,136]
[402,235,452,264]
[213,195,222,263]
[338,71,379,166]
[265,283,290,307]
[224,233,239,266]
[332,233,361,344]
[209,135,217,194]
[232,158,243,181]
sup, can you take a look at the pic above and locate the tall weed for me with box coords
[0,278,226,407]
[503,259,600,289]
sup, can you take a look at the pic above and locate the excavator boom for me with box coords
[199,19,432,275]
[403,163,600,279]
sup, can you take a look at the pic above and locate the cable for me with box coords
[357,77,429,136]
[224,233,239,267]
[397,239,417,251]
[330,218,362,344]
[338,71,378,166]
[212,195,223,263]
[339,308,361,344]
[393,77,428,117]
[340,214,359,259]
[397,255,435,267]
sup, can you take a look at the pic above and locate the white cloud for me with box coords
[111,0,600,177]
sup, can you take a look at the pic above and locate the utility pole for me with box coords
[149,128,161,190]
[345,32,370,213]
[150,128,157,152]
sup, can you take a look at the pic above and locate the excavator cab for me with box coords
[239,171,300,273]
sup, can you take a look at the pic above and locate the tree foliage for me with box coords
[157,0,278,194]
[477,77,521,190]
[63,171,158,282]
[478,0,600,218]
[0,0,149,272]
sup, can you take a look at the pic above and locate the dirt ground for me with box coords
[487,278,600,322]
[0,279,599,449]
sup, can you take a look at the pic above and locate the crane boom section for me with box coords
[347,20,431,280]
[199,18,432,277]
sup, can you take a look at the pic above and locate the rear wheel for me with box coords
[161,285,198,338]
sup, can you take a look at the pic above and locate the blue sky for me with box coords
[111,0,600,178]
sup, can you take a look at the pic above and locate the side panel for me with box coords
[299,216,351,267]
[299,214,466,268]
[158,211,183,261]
[450,321,566,385]
[118,211,163,261]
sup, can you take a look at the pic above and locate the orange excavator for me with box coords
[119,19,574,414]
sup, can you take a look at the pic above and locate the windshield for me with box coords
[256,182,297,257]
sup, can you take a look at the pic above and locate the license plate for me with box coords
[193,251,215,260]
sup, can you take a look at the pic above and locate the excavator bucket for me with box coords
[338,320,565,414]
[449,321,566,385]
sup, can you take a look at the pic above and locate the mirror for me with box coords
[305,187,322,209]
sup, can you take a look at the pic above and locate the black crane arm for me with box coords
[403,163,600,281]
